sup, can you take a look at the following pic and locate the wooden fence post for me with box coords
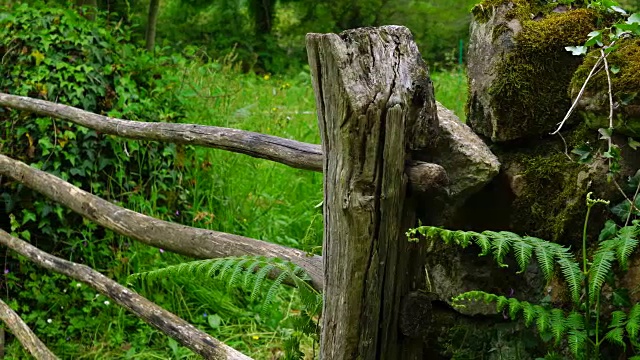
[307,26,439,359]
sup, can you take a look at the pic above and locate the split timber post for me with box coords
[307,26,440,359]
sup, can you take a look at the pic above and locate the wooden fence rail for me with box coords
[0,25,452,359]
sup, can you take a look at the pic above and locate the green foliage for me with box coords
[129,256,322,359]
[408,193,640,359]
[0,2,192,248]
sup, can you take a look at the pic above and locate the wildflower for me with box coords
[47,319,52,324]
[76,283,81,288]
[203,312,208,318]
[159,248,165,253]
[104,300,110,306]
[3,268,8,274]
[175,210,180,216]
[252,335,260,340]
[263,74,271,81]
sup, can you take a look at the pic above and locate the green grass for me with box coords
[5,63,467,360]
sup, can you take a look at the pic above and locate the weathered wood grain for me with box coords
[0,298,58,360]
[0,154,323,291]
[307,25,437,359]
[0,229,253,360]
[0,93,447,192]
[0,92,323,172]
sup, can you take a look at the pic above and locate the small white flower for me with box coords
[47,319,52,324]
[104,300,110,306]
[76,283,81,288]
[95,294,100,298]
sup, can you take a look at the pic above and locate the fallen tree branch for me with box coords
[0,229,253,360]
[0,298,58,360]
[0,92,323,172]
[0,154,323,291]
[0,93,447,192]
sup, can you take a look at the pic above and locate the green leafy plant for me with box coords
[407,193,640,359]
[128,256,322,359]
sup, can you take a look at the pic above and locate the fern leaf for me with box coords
[507,297,522,320]
[228,258,251,288]
[251,263,276,301]
[609,310,627,328]
[244,259,263,288]
[626,303,640,340]
[550,308,566,344]
[522,302,536,327]
[588,249,614,302]
[565,311,585,331]
[567,329,587,358]
[534,305,552,334]
[604,327,626,350]
[512,239,534,273]
[614,226,639,270]
[473,233,491,256]
[557,255,582,304]
[262,269,291,312]
[496,296,509,312]
[532,240,556,281]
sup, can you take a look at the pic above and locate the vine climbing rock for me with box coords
[466,0,602,141]
[570,38,640,137]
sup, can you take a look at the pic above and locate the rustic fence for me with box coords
[0,25,448,359]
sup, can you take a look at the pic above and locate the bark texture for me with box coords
[0,154,323,291]
[0,92,448,188]
[145,0,160,52]
[0,229,252,360]
[307,25,437,359]
[0,298,58,360]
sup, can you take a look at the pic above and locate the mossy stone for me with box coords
[570,38,640,137]
[467,0,602,142]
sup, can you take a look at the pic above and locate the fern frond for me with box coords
[474,233,491,256]
[262,269,291,312]
[567,329,587,358]
[507,297,522,320]
[613,225,639,270]
[532,240,557,281]
[534,305,552,334]
[604,327,626,350]
[521,301,536,327]
[512,239,534,273]
[626,303,640,340]
[492,231,518,267]
[609,310,627,328]
[557,255,583,304]
[565,311,585,331]
[550,308,567,344]
[588,249,615,302]
[250,263,276,301]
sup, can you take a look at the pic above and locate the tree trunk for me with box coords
[75,0,98,20]
[145,0,160,52]
[306,26,439,359]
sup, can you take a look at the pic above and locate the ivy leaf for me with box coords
[571,144,593,163]
[585,30,603,47]
[612,288,631,307]
[628,13,640,25]
[598,220,617,241]
[30,50,45,66]
[599,127,613,140]
[611,65,621,74]
[565,46,587,56]
[611,5,627,15]
[629,137,640,150]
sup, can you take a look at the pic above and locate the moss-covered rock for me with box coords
[570,38,640,136]
[467,0,603,142]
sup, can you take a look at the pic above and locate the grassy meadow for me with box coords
[5,62,467,359]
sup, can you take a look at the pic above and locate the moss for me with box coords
[570,38,640,135]
[501,123,599,243]
[486,5,600,140]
